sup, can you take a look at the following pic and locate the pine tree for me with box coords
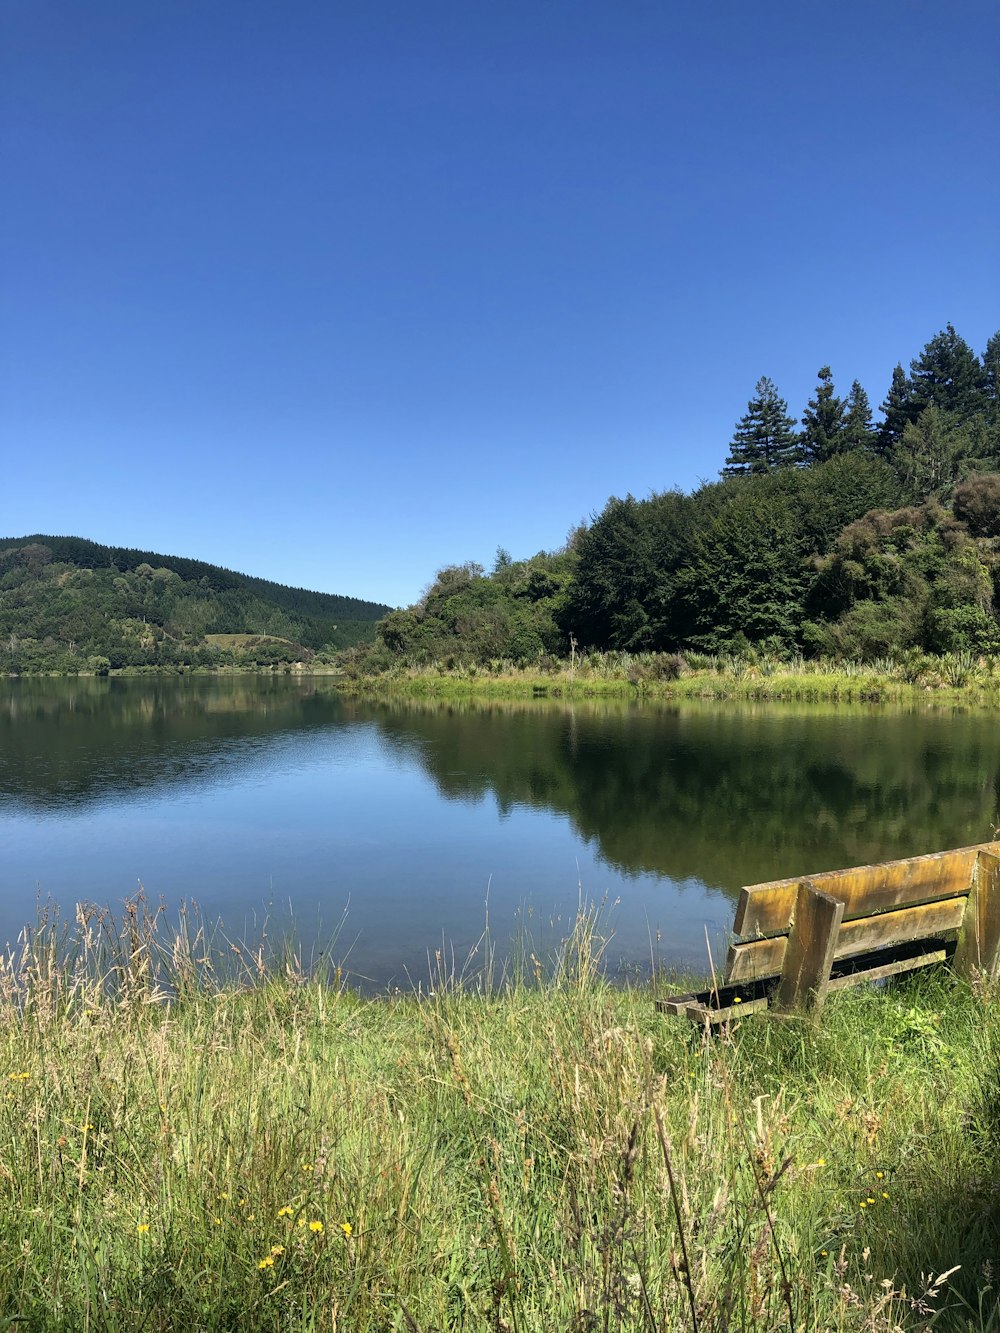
[983,331,1000,417]
[723,377,799,475]
[877,363,919,456]
[910,323,986,422]
[799,366,847,464]
[842,380,876,453]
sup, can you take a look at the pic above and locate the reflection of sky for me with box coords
[0,721,731,988]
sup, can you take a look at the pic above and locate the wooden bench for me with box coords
[658,841,1000,1024]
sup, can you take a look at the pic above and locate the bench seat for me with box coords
[657,841,1000,1024]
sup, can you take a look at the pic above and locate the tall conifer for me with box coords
[723,377,799,475]
[842,381,876,453]
[799,366,846,464]
[983,331,1000,415]
[877,364,919,456]
[910,323,986,422]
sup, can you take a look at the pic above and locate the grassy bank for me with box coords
[340,650,1000,707]
[0,902,997,1330]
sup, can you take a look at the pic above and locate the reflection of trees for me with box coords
[4,682,998,902]
[0,677,347,810]
[357,698,1000,895]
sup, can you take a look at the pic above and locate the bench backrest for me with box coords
[724,841,1000,986]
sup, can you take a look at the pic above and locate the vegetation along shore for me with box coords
[3,326,1000,682]
[0,899,996,1330]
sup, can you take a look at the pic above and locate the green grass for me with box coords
[341,650,1000,708]
[0,899,997,1329]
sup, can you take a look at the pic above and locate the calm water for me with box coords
[2,676,999,988]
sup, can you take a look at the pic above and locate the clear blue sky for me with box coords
[2,0,998,608]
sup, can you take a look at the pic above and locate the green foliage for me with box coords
[0,538,389,672]
[364,550,574,670]
[892,403,978,498]
[910,322,987,422]
[808,495,1000,657]
[876,362,919,456]
[723,376,799,475]
[953,472,1000,536]
[798,365,847,464]
[841,378,876,453]
[678,481,809,649]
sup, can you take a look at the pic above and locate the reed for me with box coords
[0,896,995,1329]
[341,650,1000,708]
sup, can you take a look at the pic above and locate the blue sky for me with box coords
[2,0,998,609]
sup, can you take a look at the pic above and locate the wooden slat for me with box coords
[725,895,967,985]
[774,881,844,1013]
[954,850,1000,979]
[826,949,947,991]
[732,841,1000,938]
[682,996,770,1024]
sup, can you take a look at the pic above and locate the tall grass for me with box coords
[0,897,996,1329]
[341,650,1000,706]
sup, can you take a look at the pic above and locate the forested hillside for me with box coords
[0,537,390,673]
[358,323,1000,670]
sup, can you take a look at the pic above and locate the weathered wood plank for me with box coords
[732,841,1000,938]
[954,850,1000,979]
[683,995,770,1024]
[725,895,967,985]
[773,881,844,1013]
[826,949,947,991]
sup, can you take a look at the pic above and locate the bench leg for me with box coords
[774,880,844,1015]
[954,850,1000,980]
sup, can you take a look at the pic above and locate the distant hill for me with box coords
[0,535,392,673]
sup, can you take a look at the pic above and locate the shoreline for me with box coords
[337,663,1000,708]
[11,660,1000,708]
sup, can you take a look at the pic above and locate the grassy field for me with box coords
[0,900,997,1330]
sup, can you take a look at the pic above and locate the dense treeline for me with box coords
[0,538,390,673]
[358,323,1000,669]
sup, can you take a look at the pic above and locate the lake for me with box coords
[1,676,998,989]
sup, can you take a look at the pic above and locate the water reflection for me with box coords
[0,676,349,810]
[360,696,1000,891]
[2,678,998,985]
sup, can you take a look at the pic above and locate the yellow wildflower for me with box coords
[341,1222,353,1238]
[257,1255,274,1270]
[136,1223,150,1235]
[309,1220,324,1234]
[270,1245,284,1257]
[277,1205,293,1218]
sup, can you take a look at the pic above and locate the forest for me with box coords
[4,325,999,677]
[355,323,1000,671]
[0,537,390,672]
